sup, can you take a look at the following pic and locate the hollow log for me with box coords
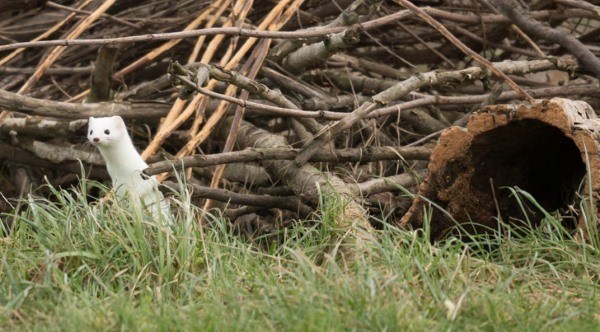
[400,98,600,240]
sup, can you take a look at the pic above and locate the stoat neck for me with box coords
[98,136,147,173]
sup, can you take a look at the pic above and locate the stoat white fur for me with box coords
[88,116,169,218]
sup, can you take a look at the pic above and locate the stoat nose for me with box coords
[93,138,99,143]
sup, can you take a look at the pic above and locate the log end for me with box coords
[401,98,599,240]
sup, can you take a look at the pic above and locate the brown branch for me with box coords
[0,8,594,53]
[172,59,582,125]
[15,0,117,94]
[448,25,539,57]
[204,36,273,213]
[554,0,600,14]
[0,0,90,67]
[171,62,324,143]
[46,1,142,29]
[424,8,596,24]
[0,66,93,75]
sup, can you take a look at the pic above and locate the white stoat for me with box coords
[88,116,169,218]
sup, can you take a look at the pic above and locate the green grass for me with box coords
[1,181,599,331]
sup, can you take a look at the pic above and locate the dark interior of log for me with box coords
[470,119,586,226]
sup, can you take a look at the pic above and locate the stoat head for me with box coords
[88,116,127,148]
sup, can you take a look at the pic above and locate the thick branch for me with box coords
[0,141,108,179]
[217,116,375,247]
[0,89,170,119]
[14,138,103,165]
[354,171,425,196]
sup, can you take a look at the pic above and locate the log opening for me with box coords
[400,98,599,240]
[469,119,586,226]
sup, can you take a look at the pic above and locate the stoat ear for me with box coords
[112,115,125,129]
[88,117,95,124]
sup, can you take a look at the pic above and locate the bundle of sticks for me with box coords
[0,0,598,237]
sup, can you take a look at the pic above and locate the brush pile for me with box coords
[0,0,599,238]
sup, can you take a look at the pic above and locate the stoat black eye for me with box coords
[104,129,110,135]
[89,130,93,135]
